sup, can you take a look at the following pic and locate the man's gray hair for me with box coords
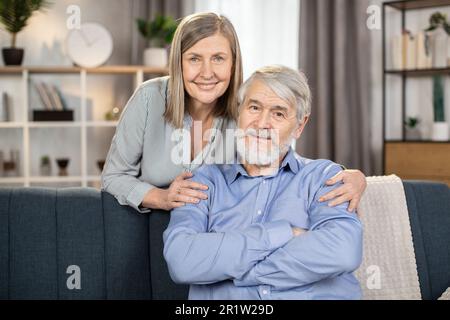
[237,65,312,122]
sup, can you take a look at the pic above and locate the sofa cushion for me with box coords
[56,188,105,299]
[404,181,450,300]
[102,191,152,299]
[0,188,11,299]
[8,188,59,299]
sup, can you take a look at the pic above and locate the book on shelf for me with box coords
[404,32,416,70]
[416,32,432,69]
[47,84,64,111]
[34,81,68,111]
[52,85,68,110]
[35,82,54,110]
[0,92,12,122]
[392,30,432,70]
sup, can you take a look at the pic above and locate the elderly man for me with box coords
[163,65,363,300]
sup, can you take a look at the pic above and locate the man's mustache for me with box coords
[240,128,279,140]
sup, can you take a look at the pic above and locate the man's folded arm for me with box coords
[163,171,294,285]
[234,163,363,290]
[234,216,362,290]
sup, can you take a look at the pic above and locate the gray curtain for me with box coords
[296,0,374,175]
[130,0,192,65]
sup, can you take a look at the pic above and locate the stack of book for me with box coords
[34,82,68,111]
[391,30,433,70]
[33,82,73,121]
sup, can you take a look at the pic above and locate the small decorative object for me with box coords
[56,158,70,177]
[431,76,448,141]
[0,0,52,66]
[65,23,113,68]
[424,12,450,68]
[97,160,106,173]
[404,117,421,141]
[104,107,121,121]
[2,149,20,177]
[137,14,178,67]
[40,155,51,176]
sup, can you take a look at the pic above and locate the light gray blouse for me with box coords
[101,76,237,213]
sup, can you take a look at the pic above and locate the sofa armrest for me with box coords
[438,288,450,300]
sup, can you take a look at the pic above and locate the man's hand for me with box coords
[292,227,307,237]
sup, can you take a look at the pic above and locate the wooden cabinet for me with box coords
[385,142,450,186]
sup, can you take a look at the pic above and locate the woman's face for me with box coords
[182,33,233,108]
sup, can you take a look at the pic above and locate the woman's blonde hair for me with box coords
[165,12,243,129]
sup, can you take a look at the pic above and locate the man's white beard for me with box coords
[236,128,291,166]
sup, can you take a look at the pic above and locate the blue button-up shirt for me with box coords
[163,148,363,300]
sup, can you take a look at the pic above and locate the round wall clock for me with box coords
[66,23,113,68]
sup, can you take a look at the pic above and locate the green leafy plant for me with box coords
[0,0,52,48]
[433,76,445,122]
[404,117,420,129]
[425,12,450,35]
[136,14,178,47]
[40,155,50,164]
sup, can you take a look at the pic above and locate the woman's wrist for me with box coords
[141,187,165,210]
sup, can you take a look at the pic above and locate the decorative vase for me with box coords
[143,47,168,67]
[431,122,449,141]
[97,160,106,173]
[430,28,448,68]
[56,158,70,177]
[2,48,24,66]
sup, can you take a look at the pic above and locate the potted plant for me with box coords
[431,75,448,141]
[0,0,52,66]
[424,12,450,67]
[136,14,178,67]
[39,155,51,176]
[404,117,421,141]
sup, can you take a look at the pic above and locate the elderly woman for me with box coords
[101,12,366,213]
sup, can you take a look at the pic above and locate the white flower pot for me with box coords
[431,122,449,141]
[143,48,168,67]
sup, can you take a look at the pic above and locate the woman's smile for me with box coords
[194,81,220,90]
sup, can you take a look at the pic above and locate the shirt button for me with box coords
[262,180,266,184]
[262,290,268,295]
[257,210,262,215]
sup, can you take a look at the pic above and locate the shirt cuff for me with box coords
[264,220,294,250]
[126,181,154,214]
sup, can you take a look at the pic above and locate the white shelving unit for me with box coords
[0,65,167,188]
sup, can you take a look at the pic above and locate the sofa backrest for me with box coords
[0,181,449,300]
[0,187,188,300]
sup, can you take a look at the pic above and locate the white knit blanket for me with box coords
[354,175,422,300]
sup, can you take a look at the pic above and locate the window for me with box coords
[195,0,300,79]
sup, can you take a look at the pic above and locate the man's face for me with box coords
[237,80,308,166]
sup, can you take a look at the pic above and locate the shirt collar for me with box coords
[223,147,300,185]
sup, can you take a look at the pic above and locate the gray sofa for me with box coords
[0,181,449,300]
